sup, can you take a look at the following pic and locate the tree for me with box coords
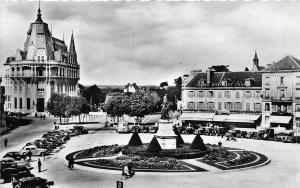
[160,81,168,88]
[47,93,71,123]
[81,84,106,111]
[66,96,90,123]
[128,91,159,123]
[103,95,130,122]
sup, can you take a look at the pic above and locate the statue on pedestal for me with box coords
[161,94,170,120]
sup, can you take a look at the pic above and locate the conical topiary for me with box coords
[128,132,143,146]
[176,134,184,147]
[147,136,162,153]
[190,134,207,151]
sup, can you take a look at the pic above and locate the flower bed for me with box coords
[93,155,186,170]
[74,144,122,159]
[122,144,208,159]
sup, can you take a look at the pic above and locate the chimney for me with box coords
[206,67,214,86]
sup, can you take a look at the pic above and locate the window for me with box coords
[265,89,270,99]
[188,102,195,110]
[265,103,270,111]
[207,102,215,110]
[255,91,261,99]
[207,91,214,98]
[280,77,284,84]
[225,91,231,98]
[245,91,252,98]
[19,98,22,109]
[236,91,240,99]
[15,98,17,109]
[272,105,277,112]
[296,104,300,112]
[27,98,30,109]
[224,102,232,110]
[188,91,195,98]
[14,85,17,92]
[246,103,250,111]
[280,90,285,99]
[234,102,242,111]
[198,91,204,98]
[296,117,300,127]
[218,102,222,110]
[218,91,222,98]
[254,103,261,112]
[198,102,205,110]
[281,105,287,113]
[19,85,22,92]
[41,56,44,61]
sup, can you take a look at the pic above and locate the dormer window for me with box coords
[198,79,207,86]
[245,78,255,87]
[222,80,227,86]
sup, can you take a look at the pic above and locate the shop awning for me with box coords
[213,115,228,122]
[269,116,292,124]
[225,114,261,123]
[180,112,214,121]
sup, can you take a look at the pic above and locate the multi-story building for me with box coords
[262,55,300,131]
[3,7,80,114]
[181,53,263,129]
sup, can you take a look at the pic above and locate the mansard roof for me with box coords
[263,55,300,72]
[186,71,262,88]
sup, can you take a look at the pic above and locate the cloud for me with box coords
[1,2,300,85]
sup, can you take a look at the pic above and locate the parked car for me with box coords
[0,166,34,184]
[19,145,48,156]
[12,177,54,188]
[131,125,142,133]
[3,152,26,161]
[117,122,130,133]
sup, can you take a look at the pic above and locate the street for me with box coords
[1,121,300,188]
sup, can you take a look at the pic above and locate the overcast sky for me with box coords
[1,1,300,86]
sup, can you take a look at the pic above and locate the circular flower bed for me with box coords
[74,144,122,158]
[92,155,186,170]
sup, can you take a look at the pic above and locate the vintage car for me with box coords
[117,122,130,133]
[3,152,26,161]
[12,177,54,188]
[19,145,48,156]
[0,166,34,184]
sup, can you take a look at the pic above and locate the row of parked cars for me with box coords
[180,125,299,143]
[0,125,88,187]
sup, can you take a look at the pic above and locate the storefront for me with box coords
[269,115,293,129]
[180,112,214,127]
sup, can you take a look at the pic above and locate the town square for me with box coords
[1,1,300,188]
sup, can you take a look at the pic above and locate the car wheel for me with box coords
[0,179,4,184]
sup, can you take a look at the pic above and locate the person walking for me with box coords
[69,156,74,169]
[28,150,32,162]
[4,137,8,147]
[38,158,42,172]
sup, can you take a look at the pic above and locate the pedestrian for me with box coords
[43,115,46,119]
[4,137,8,147]
[28,150,32,162]
[38,158,42,172]
[218,141,222,147]
[69,156,74,169]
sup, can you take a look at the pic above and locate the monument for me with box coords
[156,95,177,149]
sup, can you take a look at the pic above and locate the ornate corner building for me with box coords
[3,7,80,114]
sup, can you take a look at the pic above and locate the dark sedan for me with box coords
[3,152,26,161]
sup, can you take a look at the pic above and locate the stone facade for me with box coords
[3,8,79,114]
[262,55,300,131]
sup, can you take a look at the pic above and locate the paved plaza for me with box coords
[1,123,300,188]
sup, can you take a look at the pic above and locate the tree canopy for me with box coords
[66,96,90,122]
[104,90,161,122]
[47,93,71,123]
